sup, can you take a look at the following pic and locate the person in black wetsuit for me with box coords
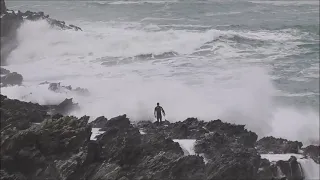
[154,102,165,124]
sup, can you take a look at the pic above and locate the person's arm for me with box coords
[161,107,166,116]
[154,107,157,117]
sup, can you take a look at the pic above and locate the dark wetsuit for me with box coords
[154,105,165,123]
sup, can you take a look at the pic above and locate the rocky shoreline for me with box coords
[0,1,319,180]
[1,94,319,180]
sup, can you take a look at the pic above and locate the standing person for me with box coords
[154,102,165,124]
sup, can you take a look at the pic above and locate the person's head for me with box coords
[157,102,159,106]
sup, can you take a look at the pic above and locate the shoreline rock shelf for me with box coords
[0,94,319,180]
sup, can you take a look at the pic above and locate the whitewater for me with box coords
[1,0,319,145]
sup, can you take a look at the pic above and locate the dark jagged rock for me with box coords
[0,113,94,180]
[140,133,184,157]
[47,82,90,96]
[46,98,80,116]
[1,8,82,35]
[205,119,258,147]
[1,94,48,131]
[73,87,90,96]
[48,82,61,92]
[99,114,131,131]
[302,145,320,163]
[256,136,303,154]
[51,113,63,120]
[256,158,277,180]
[194,132,261,180]
[97,122,143,165]
[0,67,10,74]
[1,72,23,86]
[135,153,205,180]
[89,116,108,128]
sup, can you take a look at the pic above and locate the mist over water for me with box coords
[2,0,319,145]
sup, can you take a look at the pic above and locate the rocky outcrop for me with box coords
[256,136,303,154]
[39,82,90,96]
[0,68,24,87]
[1,71,23,86]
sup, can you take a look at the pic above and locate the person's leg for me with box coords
[159,114,162,124]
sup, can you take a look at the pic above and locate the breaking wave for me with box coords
[2,18,319,145]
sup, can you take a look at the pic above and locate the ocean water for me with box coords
[2,0,319,145]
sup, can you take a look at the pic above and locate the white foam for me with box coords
[298,158,320,179]
[261,154,320,179]
[2,19,319,146]
[91,128,104,140]
[139,129,146,134]
[261,153,304,162]
[173,139,196,155]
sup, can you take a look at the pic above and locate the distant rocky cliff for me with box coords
[0,0,81,65]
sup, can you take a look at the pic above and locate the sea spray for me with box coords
[1,12,319,146]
